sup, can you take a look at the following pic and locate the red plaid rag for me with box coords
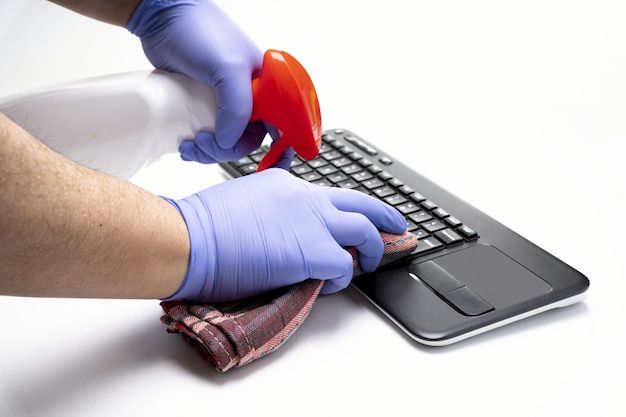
[160,231,418,372]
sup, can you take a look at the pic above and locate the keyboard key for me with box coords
[317,165,338,176]
[406,222,420,233]
[352,171,373,182]
[420,200,437,210]
[398,185,415,195]
[434,228,464,245]
[289,158,303,168]
[233,156,253,167]
[407,211,433,224]
[341,163,362,175]
[327,173,349,184]
[301,172,323,182]
[433,208,449,219]
[308,159,328,169]
[338,145,355,154]
[412,237,444,255]
[458,225,479,240]
[343,134,378,155]
[373,186,396,198]
[292,165,312,175]
[396,202,420,215]
[322,150,342,161]
[328,138,345,149]
[384,194,408,206]
[362,178,385,190]
[331,157,352,168]
[422,220,447,233]
[409,192,426,203]
[240,164,258,174]
[368,165,383,174]
[337,180,360,189]
[412,228,429,239]
[319,143,334,152]
[364,146,378,156]
[347,152,364,161]
[388,178,404,188]
[445,216,462,228]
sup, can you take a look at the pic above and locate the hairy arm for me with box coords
[0,112,189,299]
[47,0,143,26]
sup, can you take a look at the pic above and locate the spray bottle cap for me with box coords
[251,50,322,171]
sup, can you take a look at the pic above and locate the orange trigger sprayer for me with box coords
[250,50,322,171]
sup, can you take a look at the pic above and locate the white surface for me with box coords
[1,1,624,416]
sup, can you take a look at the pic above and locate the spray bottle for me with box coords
[0,50,321,179]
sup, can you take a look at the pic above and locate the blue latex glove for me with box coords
[163,169,407,302]
[127,0,291,168]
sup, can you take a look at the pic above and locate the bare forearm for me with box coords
[0,112,189,299]
[47,0,143,26]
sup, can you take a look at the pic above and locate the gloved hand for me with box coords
[163,169,407,302]
[127,0,291,168]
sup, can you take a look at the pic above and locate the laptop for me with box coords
[219,128,590,346]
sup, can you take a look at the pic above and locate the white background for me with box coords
[1,1,625,416]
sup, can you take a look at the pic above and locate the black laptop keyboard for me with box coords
[223,128,480,258]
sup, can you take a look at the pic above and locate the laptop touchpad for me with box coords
[409,244,552,311]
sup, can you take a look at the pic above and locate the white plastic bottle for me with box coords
[0,70,217,179]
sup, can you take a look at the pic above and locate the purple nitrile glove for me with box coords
[162,168,407,302]
[127,0,292,169]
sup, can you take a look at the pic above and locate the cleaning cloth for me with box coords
[160,231,417,372]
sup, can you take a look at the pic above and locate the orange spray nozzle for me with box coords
[250,50,322,171]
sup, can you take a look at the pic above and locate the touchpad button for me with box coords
[409,259,495,316]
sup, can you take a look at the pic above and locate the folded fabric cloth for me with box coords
[160,231,417,372]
